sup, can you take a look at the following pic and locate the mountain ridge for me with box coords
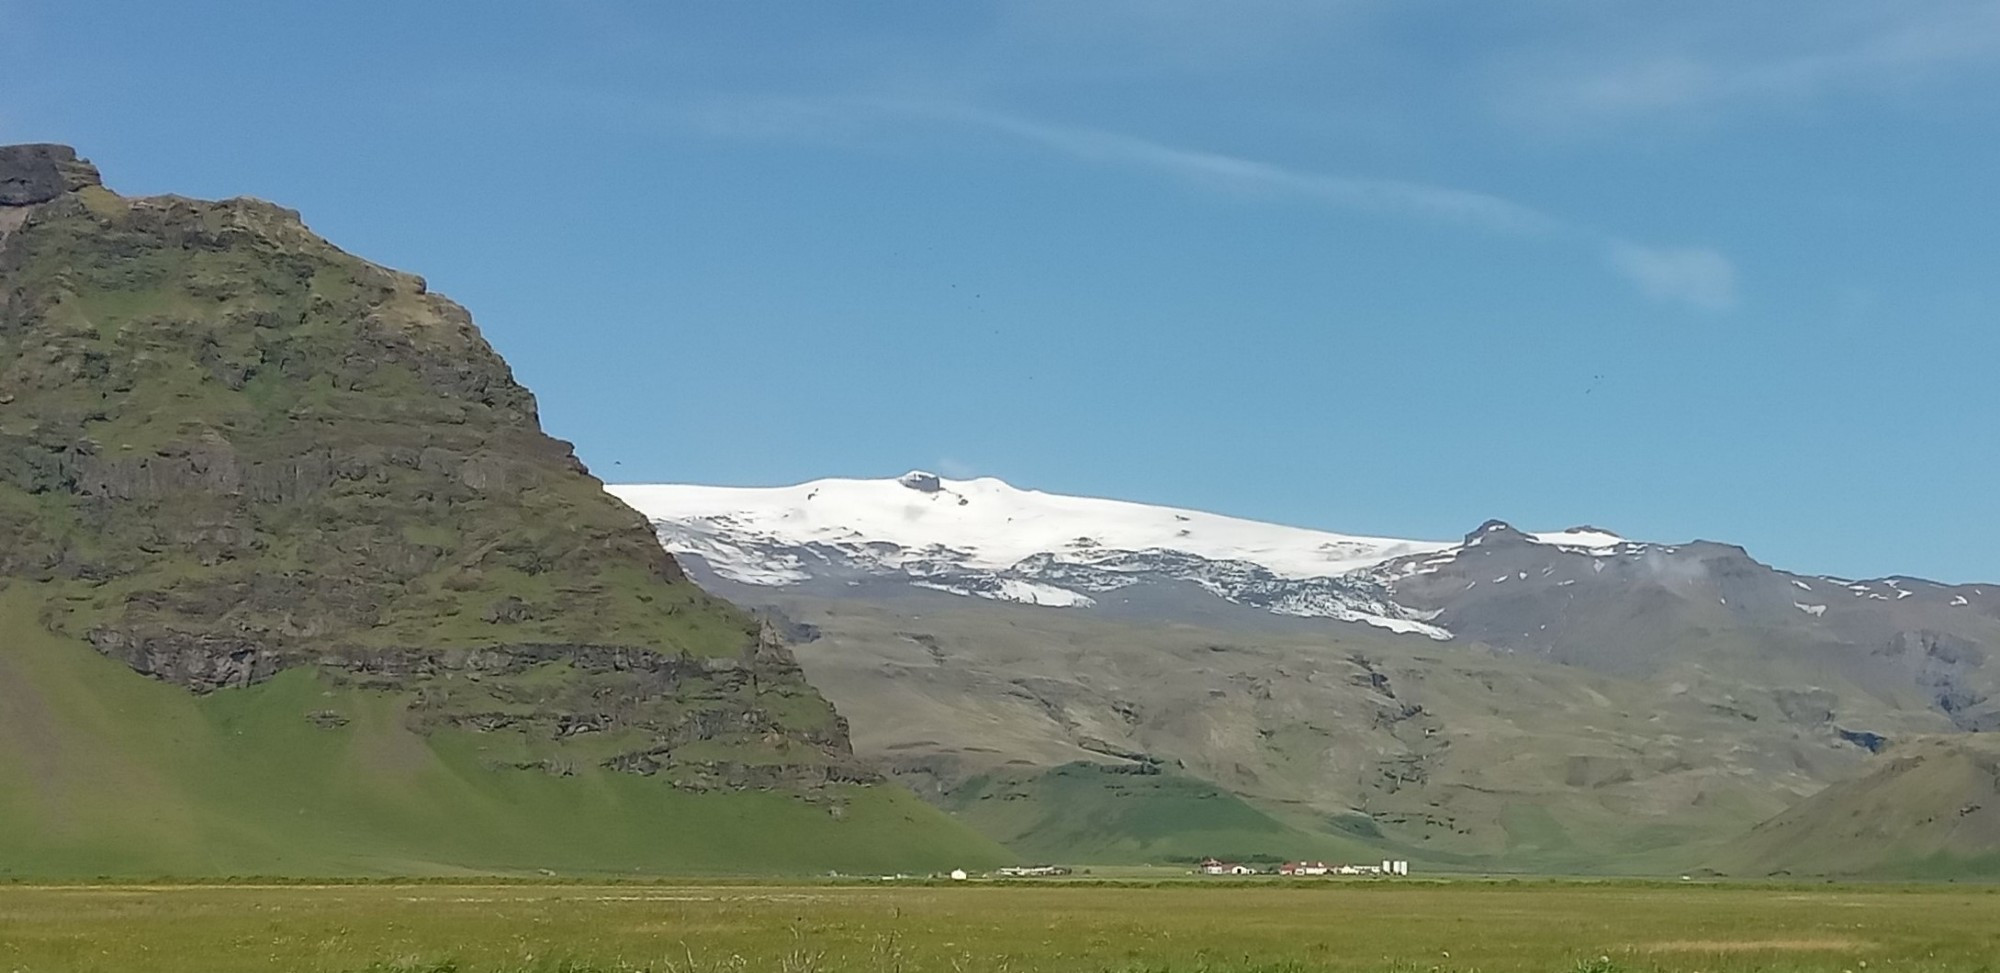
[611,471,1997,644]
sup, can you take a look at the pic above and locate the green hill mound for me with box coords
[0,144,1005,876]
[1714,734,2000,879]
[946,762,1379,866]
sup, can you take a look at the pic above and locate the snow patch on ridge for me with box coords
[913,578,1097,608]
[1527,528,1625,550]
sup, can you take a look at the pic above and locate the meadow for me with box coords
[3,880,1998,973]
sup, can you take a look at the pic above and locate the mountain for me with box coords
[616,472,2000,872]
[0,145,1004,877]
[1715,734,2000,878]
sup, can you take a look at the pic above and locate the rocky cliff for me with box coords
[0,144,871,797]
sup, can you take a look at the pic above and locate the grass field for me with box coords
[4,881,1999,973]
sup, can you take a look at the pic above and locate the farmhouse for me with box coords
[1197,858,1258,875]
[1279,861,1331,876]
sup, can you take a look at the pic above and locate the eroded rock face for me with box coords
[0,144,102,206]
[85,628,284,691]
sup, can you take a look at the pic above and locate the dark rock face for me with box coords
[0,144,102,206]
[85,628,284,692]
[899,470,943,493]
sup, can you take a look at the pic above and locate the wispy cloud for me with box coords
[454,82,1737,310]
[1507,0,2000,124]
[957,108,1563,236]
[920,105,1736,310]
[1607,244,1738,312]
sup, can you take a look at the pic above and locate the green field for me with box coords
[4,882,1999,973]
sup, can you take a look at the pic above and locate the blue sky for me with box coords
[5,1,1997,581]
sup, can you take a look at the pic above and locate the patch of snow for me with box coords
[1350,614,1453,639]
[912,579,1096,608]
[1794,602,1827,617]
[1527,528,1624,550]
[1951,595,1969,607]
[1792,580,1813,592]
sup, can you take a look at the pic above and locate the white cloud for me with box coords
[1607,244,1739,311]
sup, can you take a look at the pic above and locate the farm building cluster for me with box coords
[1198,858,1411,877]
[994,865,1073,878]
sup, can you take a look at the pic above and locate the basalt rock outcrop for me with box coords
[0,144,869,794]
[0,143,102,207]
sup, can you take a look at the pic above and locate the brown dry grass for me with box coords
[1639,937,1867,952]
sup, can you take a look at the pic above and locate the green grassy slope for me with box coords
[0,586,1008,877]
[944,762,1375,865]
[1713,734,2000,879]
[765,594,1859,873]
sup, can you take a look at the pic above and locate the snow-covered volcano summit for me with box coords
[609,472,1473,636]
[612,471,1452,580]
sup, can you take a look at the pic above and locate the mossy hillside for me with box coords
[0,183,843,792]
[0,188,744,656]
[0,587,1008,876]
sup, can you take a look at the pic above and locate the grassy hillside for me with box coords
[0,585,1007,876]
[1714,734,2000,879]
[753,594,1872,872]
[945,762,1378,865]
